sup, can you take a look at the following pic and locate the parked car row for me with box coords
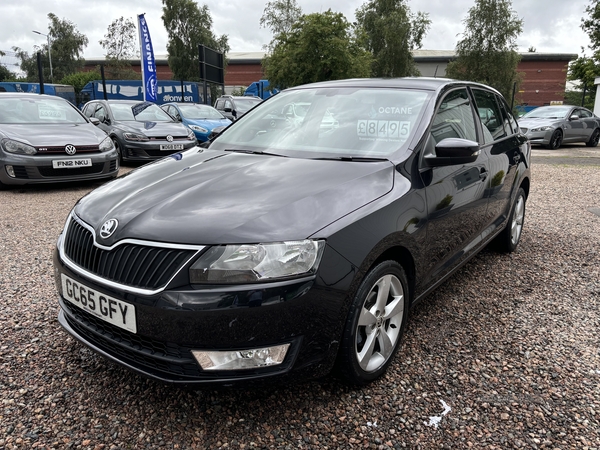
[1,79,597,389]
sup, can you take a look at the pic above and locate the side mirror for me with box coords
[89,117,100,126]
[223,107,232,113]
[424,138,480,167]
[569,114,580,121]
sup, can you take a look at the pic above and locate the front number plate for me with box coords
[61,274,137,333]
[160,143,184,151]
[52,159,92,169]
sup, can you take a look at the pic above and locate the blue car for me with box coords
[161,103,231,142]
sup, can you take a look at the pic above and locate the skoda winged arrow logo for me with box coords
[99,219,119,239]
[65,144,77,155]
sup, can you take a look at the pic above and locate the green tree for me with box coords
[260,0,302,52]
[59,70,101,94]
[567,1,600,107]
[567,53,599,108]
[264,10,372,88]
[13,13,88,82]
[99,16,140,79]
[161,0,229,82]
[260,0,302,35]
[445,0,523,100]
[0,65,15,81]
[355,0,430,77]
[582,0,600,55]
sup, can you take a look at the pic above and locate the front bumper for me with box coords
[524,129,553,145]
[120,139,197,162]
[53,243,354,387]
[0,150,119,186]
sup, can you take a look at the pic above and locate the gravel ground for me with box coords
[0,156,599,449]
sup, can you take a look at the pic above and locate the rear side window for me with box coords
[472,89,508,143]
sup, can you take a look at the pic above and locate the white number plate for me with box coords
[160,144,184,151]
[61,274,136,333]
[52,159,92,169]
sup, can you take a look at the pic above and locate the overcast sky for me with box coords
[0,0,593,63]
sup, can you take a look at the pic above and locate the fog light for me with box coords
[5,165,15,178]
[192,344,290,371]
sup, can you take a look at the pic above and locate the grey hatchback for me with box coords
[0,93,119,188]
[82,100,197,163]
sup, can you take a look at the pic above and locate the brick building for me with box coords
[83,50,577,107]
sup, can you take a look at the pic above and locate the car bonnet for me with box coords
[74,148,395,245]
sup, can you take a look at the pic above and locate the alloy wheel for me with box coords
[355,274,405,372]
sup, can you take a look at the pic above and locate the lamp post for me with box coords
[32,30,52,82]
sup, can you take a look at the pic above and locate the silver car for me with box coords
[82,100,197,163]
[519,105,600,149]
[0,93,119,188]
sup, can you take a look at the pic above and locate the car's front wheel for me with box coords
[586,129,600,147]
[112,137,123,164]
[547,129,563,150]
[337,261,409,385]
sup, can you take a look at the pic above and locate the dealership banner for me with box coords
[137,14,157,102]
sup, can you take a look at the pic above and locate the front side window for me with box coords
[211,87,432,158]
[430,88,477,144]
[93,105,108,123]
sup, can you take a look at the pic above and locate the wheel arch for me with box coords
[362,245,417,306]
[520,176,530,200]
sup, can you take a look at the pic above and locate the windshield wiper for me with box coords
[311,156,389,162]
[224,149,287,157]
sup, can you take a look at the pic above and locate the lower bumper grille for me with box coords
[39,163,105,177]
[62,299,203,378]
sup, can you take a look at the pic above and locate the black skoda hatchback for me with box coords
[54,78,531,386]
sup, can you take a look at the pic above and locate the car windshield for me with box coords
[177,104,225,120]
[211,87,431,158]
[109,102,174,122]
[0,97,87,124]
[233,98,262,113]
[523,106,571,119]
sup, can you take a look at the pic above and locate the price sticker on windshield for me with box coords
[357,120,410,139]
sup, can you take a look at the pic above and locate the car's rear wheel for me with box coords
[547,129,563,150]
[337,261,409,385]
[494,187,526,253]
[586,129,600,147]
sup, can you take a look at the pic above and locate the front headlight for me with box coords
[99,136,115,152]
[189,125,208,133]
[123,132,149,142]
[187,129,196,140]
[530,126,553,132]
[190,240,325,284]
[2,138,37,155]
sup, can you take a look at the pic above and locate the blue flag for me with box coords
[138,14,157,102]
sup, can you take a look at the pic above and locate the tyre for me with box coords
[112,137,123,164]
[547,129,562,150]
[586,129,600,147]
[494,187,526,253]
[337,261,409,385]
